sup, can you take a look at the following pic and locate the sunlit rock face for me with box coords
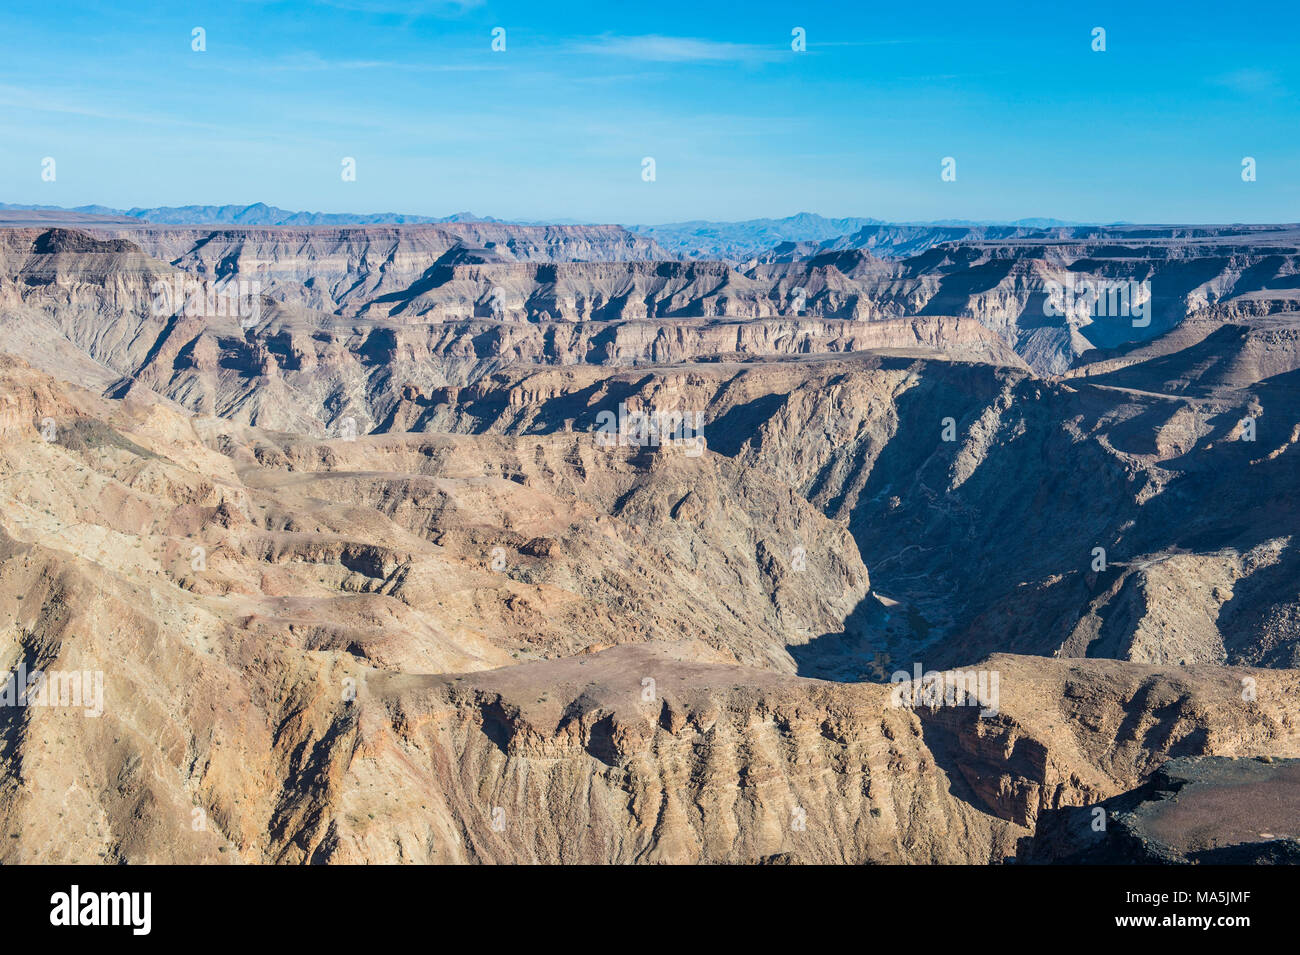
[1,222,1298,863]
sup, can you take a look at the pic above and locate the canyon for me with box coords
[0,216,1297,863]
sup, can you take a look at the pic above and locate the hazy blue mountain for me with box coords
[628,213,886,260]
[0,201,500,226]
[0,202,1094,260]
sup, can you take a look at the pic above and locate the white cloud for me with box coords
[571,35,778,63]
[316,0,485,15]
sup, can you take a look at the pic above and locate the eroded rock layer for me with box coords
[0,222,1297,864]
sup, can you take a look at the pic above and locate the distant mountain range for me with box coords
[2,202,1084,233]
[0,202,502,227]
[626,214,889,260]
[628,214,1094,260]
[0,202,1109,262]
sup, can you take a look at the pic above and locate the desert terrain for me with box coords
[0,211,1297,863]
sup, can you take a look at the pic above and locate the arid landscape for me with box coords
[4,3,1298,892]
[1,208,1298,864]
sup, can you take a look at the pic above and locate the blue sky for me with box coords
[1,0,1297,224]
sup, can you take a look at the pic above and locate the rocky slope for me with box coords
[91,224,671,314]
[2,222,1300,864]
[8,224,1300,378]
[1025,756,1300,863]
[0,228,1021,434]
[404,331,1300,675]
[752,230,1300,373]
[1,355,1295,862]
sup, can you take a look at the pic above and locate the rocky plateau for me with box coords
[0,218,1297,864]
